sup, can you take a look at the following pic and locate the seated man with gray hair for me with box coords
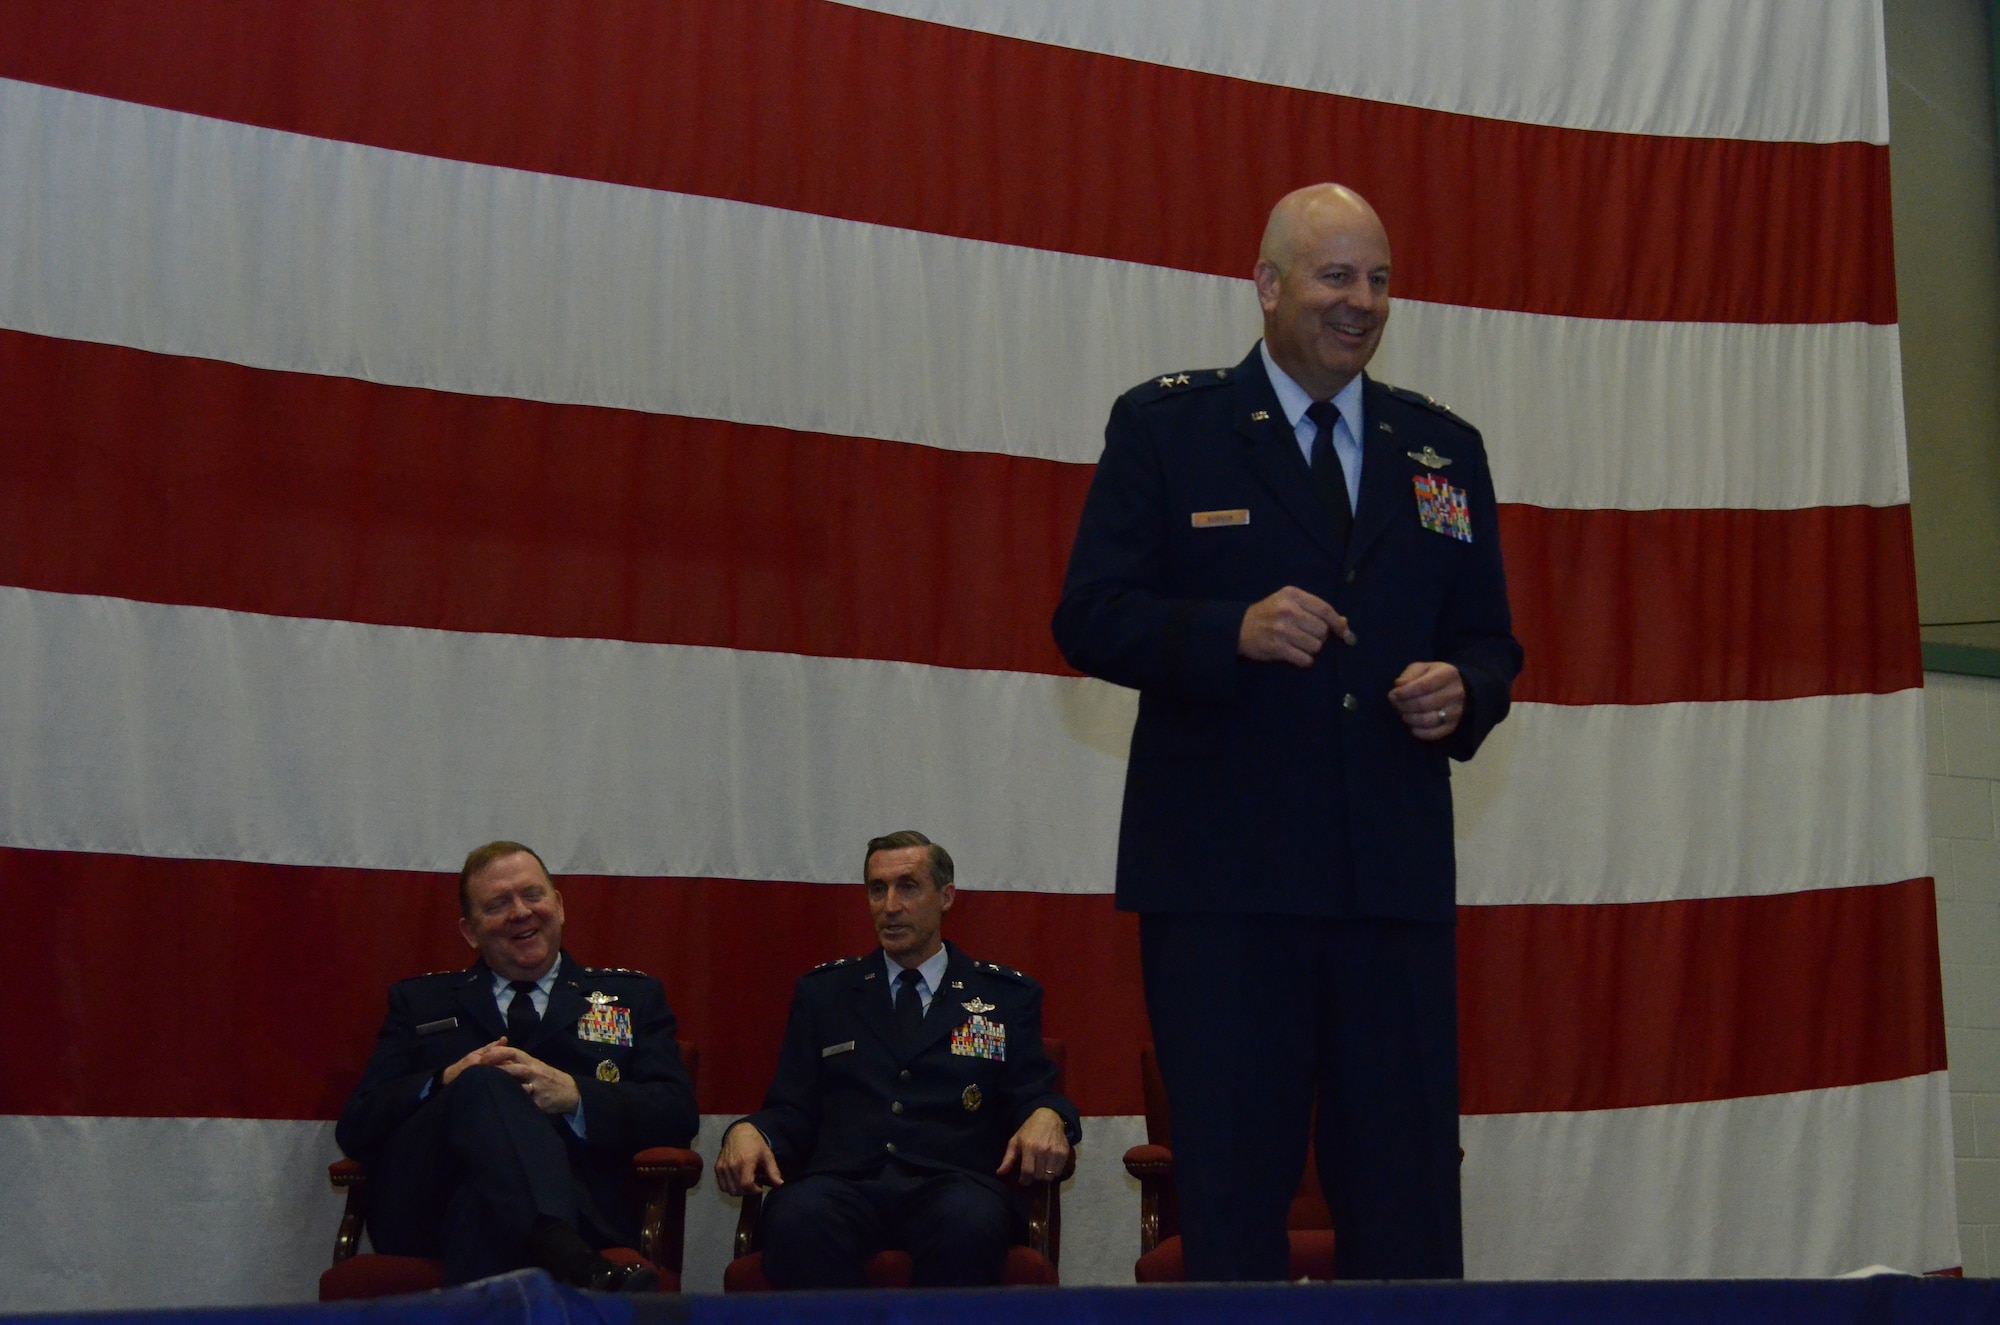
[715,830,1082,1288]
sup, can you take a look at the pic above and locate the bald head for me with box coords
[1259,184,1385,270]
[1254,184,1392,398]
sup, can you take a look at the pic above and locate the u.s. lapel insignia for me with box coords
[1250,410,1270,422]
[1407,446,1452,469]
[962,1084,983,1112]
[961,997,996,1014]
[950,980,964,990]
[596,1060,620,1083]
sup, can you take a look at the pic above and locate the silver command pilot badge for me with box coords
[961,997,996,1014]
[1406,446,1452,469]
[595,1060,620,1083]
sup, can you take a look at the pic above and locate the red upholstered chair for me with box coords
[722,1039,1071,1290]
[318,1041,706,1299]
[1123,1043,1337,1282]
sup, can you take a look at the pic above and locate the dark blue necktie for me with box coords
[507,979,541,1042]
[1305,400,1353,545]
[895,968,924,1048]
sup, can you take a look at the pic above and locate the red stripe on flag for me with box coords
[2,849,1941,1121]
[0,333,1921,701]
[1458,879,1947,1115]
[0,848,1145,1119]
[1501,504,1922,705]
[0,0,1893,325]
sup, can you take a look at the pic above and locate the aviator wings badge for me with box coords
[961,997,997,1015]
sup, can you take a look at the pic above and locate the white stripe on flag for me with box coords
[0,588,1928,906]
[1462,1072,1959,1277]
[0,1116,342,1311]
[0,78,1908,510]
[831,0,1888,144]
[1451,686,1927,906]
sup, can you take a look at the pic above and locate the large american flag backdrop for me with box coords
[0,0,1952,1306]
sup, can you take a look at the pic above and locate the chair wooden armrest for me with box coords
[327,1159,369,1264]
[632,1146,704,1275]
[733,1187,767,1261]
[1122,1144,1175,1254]
[1023,1150,1078,1265]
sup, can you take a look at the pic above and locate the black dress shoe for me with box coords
[586,1258,660,1294]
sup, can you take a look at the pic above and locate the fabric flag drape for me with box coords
[0,0,1948,1306]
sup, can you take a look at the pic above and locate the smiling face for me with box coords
[866,844,954,968]
[1254,184,1392,400]
[458,850,565,982]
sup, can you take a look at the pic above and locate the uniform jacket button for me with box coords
[1341,693,1358,712]
[1343,568,1356,583]
[885,1142,898,1154]
[891,1101,903,1114]
[899,1069,911,1081]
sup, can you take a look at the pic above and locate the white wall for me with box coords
[1929,669,2000,1273]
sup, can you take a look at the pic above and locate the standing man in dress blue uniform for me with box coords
[714,831,1081,1288]
[1052,184,1522,1280]
[337,841,698,1290]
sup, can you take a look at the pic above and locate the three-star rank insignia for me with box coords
[962,1084,983,1113]
[596,1060,620,1083]
[1407,446,1453,469]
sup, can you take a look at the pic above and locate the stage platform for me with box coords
[10,1271,2000,1325]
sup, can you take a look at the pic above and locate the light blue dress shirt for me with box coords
[882,945,951,1013]
[1259,339,1365,514]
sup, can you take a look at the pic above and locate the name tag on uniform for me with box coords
[415,1017,458,1037]
[1412,475,1473,543]
[821,1040,856,1058]
[1191,509,1249,528]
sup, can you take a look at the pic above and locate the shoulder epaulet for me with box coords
[1127,367,1235,406]
[1383,383,1477,433]
[974,960,1030,983]
[809,955,861,974]
[399,967,474,984]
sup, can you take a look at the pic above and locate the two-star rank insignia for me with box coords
[1407,446,1453,469]
[1155,372,1195,388]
